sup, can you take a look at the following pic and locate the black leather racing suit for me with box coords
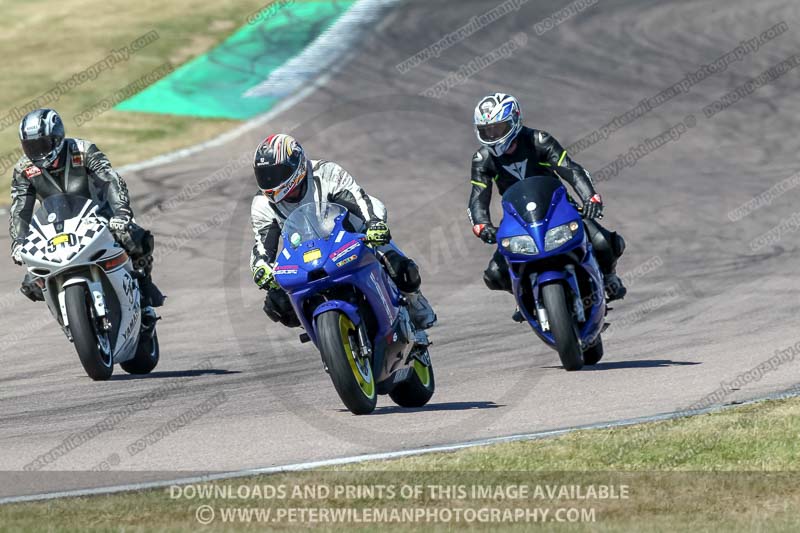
[9,138,162,305]
[468,126,625,293]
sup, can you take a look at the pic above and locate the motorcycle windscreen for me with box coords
[282,202,348,247]
[501,176,563,223]
[33,194,96,226]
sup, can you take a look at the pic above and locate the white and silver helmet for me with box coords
[19,108,65,169]
[473,93,522,157]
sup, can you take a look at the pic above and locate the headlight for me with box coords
[544,221,580,251]
[501,235,538,255]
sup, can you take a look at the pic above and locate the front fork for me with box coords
[356,322,372,359]
[531,268,584,333]
[58,271,111,338]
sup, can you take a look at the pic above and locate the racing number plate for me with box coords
[49,233,72,246]
[47,233,76,252]
[303,249,322,263]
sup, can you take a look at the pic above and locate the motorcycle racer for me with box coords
[468,93,627,313]
[9,109,163,325]
[249,133,437,330]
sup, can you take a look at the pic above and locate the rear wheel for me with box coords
[389,352,435,408]
[316,311,377,415]
[583,335,604,366]
[121,330,160,374]
[541,283,583,371]
[65,285,113,381]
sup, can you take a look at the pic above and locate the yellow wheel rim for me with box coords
[412,359,431,388]
[339,314,375,399]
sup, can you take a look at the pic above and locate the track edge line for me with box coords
[2,386,798,505]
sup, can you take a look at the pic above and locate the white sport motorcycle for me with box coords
[19,194,159,380]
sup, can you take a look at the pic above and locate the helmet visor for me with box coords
[255,162,296,192]
[21,136,56,162]
[477,121,513,143]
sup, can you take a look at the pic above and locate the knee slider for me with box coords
[264,289,300,328]
[589,226,614,264]
[612,232,626,257]
[20,279,44,302]
[483,263,507,291]
[383,251,421,292]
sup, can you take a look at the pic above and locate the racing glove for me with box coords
[582,194,604,219]
[109,214,133,232]
[472,223,497,244]
[11,242,23,266]
[252,260,278,290]
[365,220,392,246]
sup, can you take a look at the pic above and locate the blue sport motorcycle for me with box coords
[497,176,607,370]
[274,202,435,414]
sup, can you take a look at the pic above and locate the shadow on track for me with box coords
[110,368,240,380]
[542,359,701,371]
[338,401,505,415]
[587,359,702,370]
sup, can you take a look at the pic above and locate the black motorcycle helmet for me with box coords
[19,108,65,169]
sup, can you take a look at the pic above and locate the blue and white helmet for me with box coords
[473,93,522,157]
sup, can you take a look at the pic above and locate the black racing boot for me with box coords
[137,273,166,308]
[604,273,627,302]
[584,219,627,303]
[404,290,437,329]
[140,306,159,339]
[512,307,525,323]
[20,274,44,302]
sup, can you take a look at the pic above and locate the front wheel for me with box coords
[541,283,583,371]
[65,285,113,381]
[121,330,160,374]
[389,352,435,408]
[316,311,377,415]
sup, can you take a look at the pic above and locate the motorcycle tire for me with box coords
[121,330,160,374]
[389,352,435,408]
[65,285,114,381]
[541,282,584,371]
[316,310,377,415]
[583,335,604,366]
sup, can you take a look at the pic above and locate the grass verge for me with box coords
[0,0,300,203]
[1,395,799,531]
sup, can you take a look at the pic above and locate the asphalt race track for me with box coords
[2,0,799,497]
